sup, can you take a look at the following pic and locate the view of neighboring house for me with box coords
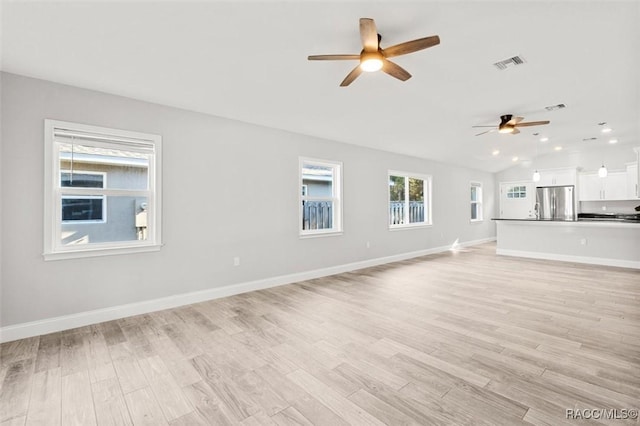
[60,145,149,245]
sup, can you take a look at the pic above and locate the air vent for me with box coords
[493,55,526,70]
[545,103,567,111]
[582,137,598,141]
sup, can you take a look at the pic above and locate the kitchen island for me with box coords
[494,219,640,269]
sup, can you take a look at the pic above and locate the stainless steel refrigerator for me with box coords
[536,185,575,221]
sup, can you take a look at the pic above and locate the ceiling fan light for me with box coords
[360,57,383,72]
[598,164,608,178]
[498,127,513,134]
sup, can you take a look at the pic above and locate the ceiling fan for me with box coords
[473,114,550,136]
[308,18,440,87]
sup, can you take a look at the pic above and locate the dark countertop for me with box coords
[493,217,640,223]
[492,218,571,221]
[578,213,640,222]
[578,218,640,223]
[579,212,640,220]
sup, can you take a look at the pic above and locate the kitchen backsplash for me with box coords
[580,200,640,214]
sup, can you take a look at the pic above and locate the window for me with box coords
[300,158,342,236]
[61,171,106,222]
[389,171,432,228]
[506,185,526,199]
[471,182,483,222]
[44,120,162,260]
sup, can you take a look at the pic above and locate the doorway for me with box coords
[499,182,535,219]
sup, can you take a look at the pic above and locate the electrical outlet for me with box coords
[233,257,240,267]
[366,241,370,249]
[580,238,587,246]
[602,205,607,211]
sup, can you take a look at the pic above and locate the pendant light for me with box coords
[598,164,608,178]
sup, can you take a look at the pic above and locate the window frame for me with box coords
[388,170,432,230]
[60,170,107,223]
[470,181,483,223]
[44,119,162,260]
[299,157,343,238]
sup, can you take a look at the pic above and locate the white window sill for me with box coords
[470,219,484,224]
[389,223,433,231]
[43,244,162,261]
[299,230,343,239]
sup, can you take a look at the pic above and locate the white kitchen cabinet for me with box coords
[578,173,602,201]
[627,164,638,199]
[578,171,627,201]
[536,168,577,187]
[604,172,628,200]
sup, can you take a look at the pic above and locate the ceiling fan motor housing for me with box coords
[498,114,515,133]
[500,114,513,125]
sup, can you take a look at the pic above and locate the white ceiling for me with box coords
[2,1,639,172]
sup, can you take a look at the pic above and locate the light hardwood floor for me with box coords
[1,243,639,425]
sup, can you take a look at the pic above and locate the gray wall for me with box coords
[1,72,496,327]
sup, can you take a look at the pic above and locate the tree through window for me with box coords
[389,171,432,228]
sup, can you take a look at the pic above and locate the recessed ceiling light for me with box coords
[601,127,612,133]
[492,150,500,156]
[554,146,562,151]
[512,156,519,162]
[609,139,618,144]
[539,137,549,142]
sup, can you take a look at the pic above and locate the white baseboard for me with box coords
[496,248,640,270]
[0,237,496,343]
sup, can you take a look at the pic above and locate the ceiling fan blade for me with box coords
[475,129,497,136]
[340,65,363,87]
[308,54,360,61]
[360,18,379,52]
[514,120,551,127]
[383,35,441,58]
[382,60,411,81]
[472,125,497,128]
[511,128,521,134]
[508,116,524,125]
